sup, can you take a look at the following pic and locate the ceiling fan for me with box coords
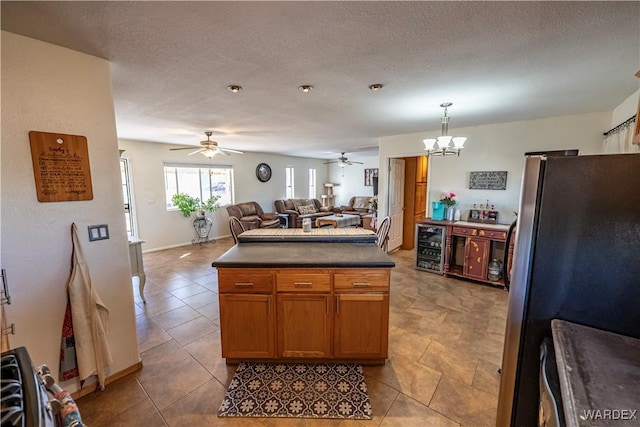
[169,131,244,158]
[323,152,364,167]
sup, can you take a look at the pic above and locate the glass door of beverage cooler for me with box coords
[415,224,445,273]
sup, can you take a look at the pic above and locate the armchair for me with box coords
[340,196,374,219]
[226,201,280,230]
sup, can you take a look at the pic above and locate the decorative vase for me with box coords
[488,258,503,281]
[447,205,455,221]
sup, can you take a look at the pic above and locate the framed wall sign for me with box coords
[364,168,378,186]
[29,130,94,202]
[469,171,508,190]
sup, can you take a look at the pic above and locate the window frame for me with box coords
[164,162,235,210]
[285,166,295,199]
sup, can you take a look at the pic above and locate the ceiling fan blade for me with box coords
[187,149,204,155]
[169,147,198,151]
[219,147,244,154]
[323,160,338,164]
[351,161,365,164]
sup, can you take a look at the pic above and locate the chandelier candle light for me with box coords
[423,103,467,156]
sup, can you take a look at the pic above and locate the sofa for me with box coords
[340,196,374,218]
[274,198,337,228]
[226,201,280,230]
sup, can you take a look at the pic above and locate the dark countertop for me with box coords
[551,319,640,426]
[212,242,395,268]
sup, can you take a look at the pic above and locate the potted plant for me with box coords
[171,193,221,243]
[171,193,221,217]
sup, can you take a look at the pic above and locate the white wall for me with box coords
[327,155,379,207]
[119,139,328,251]
[611,89,639,126]
[1,32,140,392]
[378,111,611,225]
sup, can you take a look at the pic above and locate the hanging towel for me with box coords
[65,223,113,390]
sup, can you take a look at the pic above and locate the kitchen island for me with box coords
[212,242,395,364]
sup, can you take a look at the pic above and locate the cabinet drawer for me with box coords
[218,269,273,293]
[452,226,507,241]
[477,229,507,240]
[277,272,331,292]
[452,226,476,236]
[334,269,390,292]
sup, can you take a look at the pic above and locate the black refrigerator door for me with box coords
[509,154,640,426]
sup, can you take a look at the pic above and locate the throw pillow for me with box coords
[298,204,317,215]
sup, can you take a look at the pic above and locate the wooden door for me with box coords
[277,294,332,358]
[219,293,275,358]
[334,293,389,358]
[464,237,490,280]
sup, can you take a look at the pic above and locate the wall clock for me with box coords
[256,163,272,182]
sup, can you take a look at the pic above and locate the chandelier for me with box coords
[423,102,467,156]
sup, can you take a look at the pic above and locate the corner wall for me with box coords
[1,32,140,392]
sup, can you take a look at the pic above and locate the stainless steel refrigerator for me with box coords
[496,153,640,426]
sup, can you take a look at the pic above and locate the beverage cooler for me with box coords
[415,224,445,273]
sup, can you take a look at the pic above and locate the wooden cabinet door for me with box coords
[414,182,427,217]
[416,155,428,182]
[463,237,490,280]
[277,294,332,358]
[219,294,275,359]
[334,293,389,358]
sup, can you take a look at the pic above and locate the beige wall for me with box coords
[612,89,639,126]
[1,32,140,392]
[378,111,611,224]
[119,139,328,251]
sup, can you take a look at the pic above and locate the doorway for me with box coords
[386,158,405,251]
[120,158,136,236]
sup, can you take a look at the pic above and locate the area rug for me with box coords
[217,362,373,419]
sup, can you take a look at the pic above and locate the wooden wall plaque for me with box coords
[29,131,94,202]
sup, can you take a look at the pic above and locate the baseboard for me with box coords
[70,361,143,400]
[142,234,232,253]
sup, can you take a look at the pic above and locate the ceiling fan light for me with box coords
[202,150,217,158]
[452,137,467,149]
[423,138,437,150]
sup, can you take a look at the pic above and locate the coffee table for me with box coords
[316,213,361,228]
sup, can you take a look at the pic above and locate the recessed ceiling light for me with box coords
[298,85,313,93]
[227,85,242,93]
[369,83,383,92]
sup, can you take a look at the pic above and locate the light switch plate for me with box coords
[88,224,109,241]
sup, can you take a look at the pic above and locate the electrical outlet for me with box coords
[88,224,109,241]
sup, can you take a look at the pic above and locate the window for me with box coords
[308,168,316,199]
[285,166,295,199]
[164,163,234,210]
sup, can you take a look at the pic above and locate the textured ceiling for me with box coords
[2,1,639,159]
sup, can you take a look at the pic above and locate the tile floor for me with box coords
[76,237,508,426]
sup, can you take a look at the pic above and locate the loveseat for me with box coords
[226,201,280,230]
[340,196,374,219]
[274,199,336,228]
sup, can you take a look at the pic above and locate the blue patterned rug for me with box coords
[217,362,373,419]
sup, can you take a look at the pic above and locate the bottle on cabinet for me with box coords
[469,200,500,224]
